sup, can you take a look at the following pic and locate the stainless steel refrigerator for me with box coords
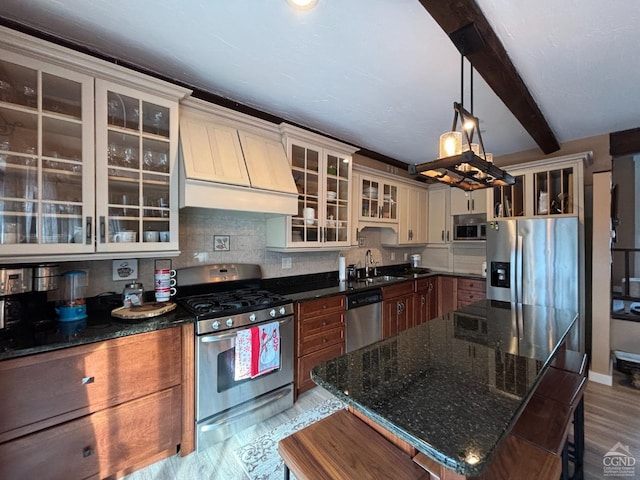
[486,217,578,313]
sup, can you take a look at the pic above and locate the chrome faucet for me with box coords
[365,249,372,277]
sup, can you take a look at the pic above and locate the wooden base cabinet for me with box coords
[0,387,181,480]
[457,278,486,308]
[414,277,438,327]
[382,282,414,338]
[0,327,184,479]
[296,296,345,396]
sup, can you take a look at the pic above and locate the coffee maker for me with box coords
[0,267,32,330]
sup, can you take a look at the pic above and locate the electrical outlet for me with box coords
[358,237,366,247]
[390,252,396,261]
[282,257,292,269]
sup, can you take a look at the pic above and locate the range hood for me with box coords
[179,98,298,215]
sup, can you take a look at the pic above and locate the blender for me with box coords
[56,270,88,321]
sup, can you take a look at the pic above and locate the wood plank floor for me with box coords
[123,378,640,480]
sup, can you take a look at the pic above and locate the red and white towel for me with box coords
[234,329,253,381]
[251,321,280,378]
[234,322,281,381]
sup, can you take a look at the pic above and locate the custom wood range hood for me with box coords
[179,98,298,215]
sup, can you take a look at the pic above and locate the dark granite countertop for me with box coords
[0,301,193,362]
[311,300,578,477]
[263,264,485,303]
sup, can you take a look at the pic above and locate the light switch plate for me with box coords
[112,259,138,281]
[282,257,292,269]
[358,237,366,247]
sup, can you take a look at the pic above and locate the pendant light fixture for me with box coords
[409,23,515,191]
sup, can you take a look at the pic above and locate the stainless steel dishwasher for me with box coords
[345,288,383,352]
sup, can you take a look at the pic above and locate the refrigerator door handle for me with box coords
[515,234,523,303]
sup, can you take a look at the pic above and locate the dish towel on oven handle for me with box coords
[234,328,253,381]
[251,321,280,378]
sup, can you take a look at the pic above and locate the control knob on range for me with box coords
[279,306,286,315]
[249,313,256,322]
[212,321,220,330]
[226,318,233,327]
[269,309,276,318]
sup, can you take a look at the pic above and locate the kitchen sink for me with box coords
[357,275,406,284]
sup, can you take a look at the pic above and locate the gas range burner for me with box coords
[179,288,289,320]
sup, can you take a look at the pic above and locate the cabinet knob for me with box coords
[322,321,327,326]
[322,304,327,309]
[322,338,327,343]
[82,376,95,385]
[82,447,94,458]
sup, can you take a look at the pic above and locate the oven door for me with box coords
[195,316,294,423]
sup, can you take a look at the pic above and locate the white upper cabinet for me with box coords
[450,188,486,215]
[0,26,189,262]
[266,124,358,251]
[487,153,590,221]
[427,186,451,244]
[380,183,428,246]
[95,80,181,253]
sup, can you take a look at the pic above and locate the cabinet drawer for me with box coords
[382,281,413,300]
[297,343,344,394]
[299,311,344,338]
[457,278,486,293]
[0,386,181,480]
[415,277,435,293]
[299,326,344,356]
[457,288,485,306]
[0,328,181,442]
[297,295,345,317]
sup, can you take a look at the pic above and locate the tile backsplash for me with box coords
[49,208,484,298]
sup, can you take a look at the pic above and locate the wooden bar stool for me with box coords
[278,409,430,480]
[549,350,588,479]
[527,362,587,480]
[471,433,562,480]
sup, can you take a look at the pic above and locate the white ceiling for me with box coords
[0,0,638,165]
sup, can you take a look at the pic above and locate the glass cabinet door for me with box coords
[323,151,350,245]
[359,175,397,223]
[290,142,321,246]
[95,81,177,251]
[0,53,94,254]
[533,167,574,215]
[491,175,524,219]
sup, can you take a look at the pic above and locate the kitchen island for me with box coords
[310,300,579,477]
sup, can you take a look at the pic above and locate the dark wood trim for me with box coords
[418,0,560,155]
[610,127,640,156]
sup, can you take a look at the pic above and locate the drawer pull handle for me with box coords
[82,376,95,385]
[322,338,327,343]
[82,447,94,458]
[323,304,327,309]
[322,321,327,326]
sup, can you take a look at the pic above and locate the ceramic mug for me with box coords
[159,231,170,242]
[114,231,136,243]
[144,231,160,242]
[155,286,176,302]
[302,207,315,225]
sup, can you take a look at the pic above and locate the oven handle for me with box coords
[199,316,292,343]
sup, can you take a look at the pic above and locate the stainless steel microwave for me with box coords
[454,223,486,240]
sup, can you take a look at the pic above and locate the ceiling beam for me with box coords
[419,0,560,155]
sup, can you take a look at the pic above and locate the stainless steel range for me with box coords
[176,264,294,451]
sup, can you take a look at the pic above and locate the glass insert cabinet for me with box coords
[290,142,350,246]
[269,124,357,250]
[0,52,95,255]
[95,80,178,252]
[487,154,587,221]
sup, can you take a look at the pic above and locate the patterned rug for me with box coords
[234,397,345,480]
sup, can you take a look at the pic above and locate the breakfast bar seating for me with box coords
[278,409,430,480]
[301,300,580,479]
